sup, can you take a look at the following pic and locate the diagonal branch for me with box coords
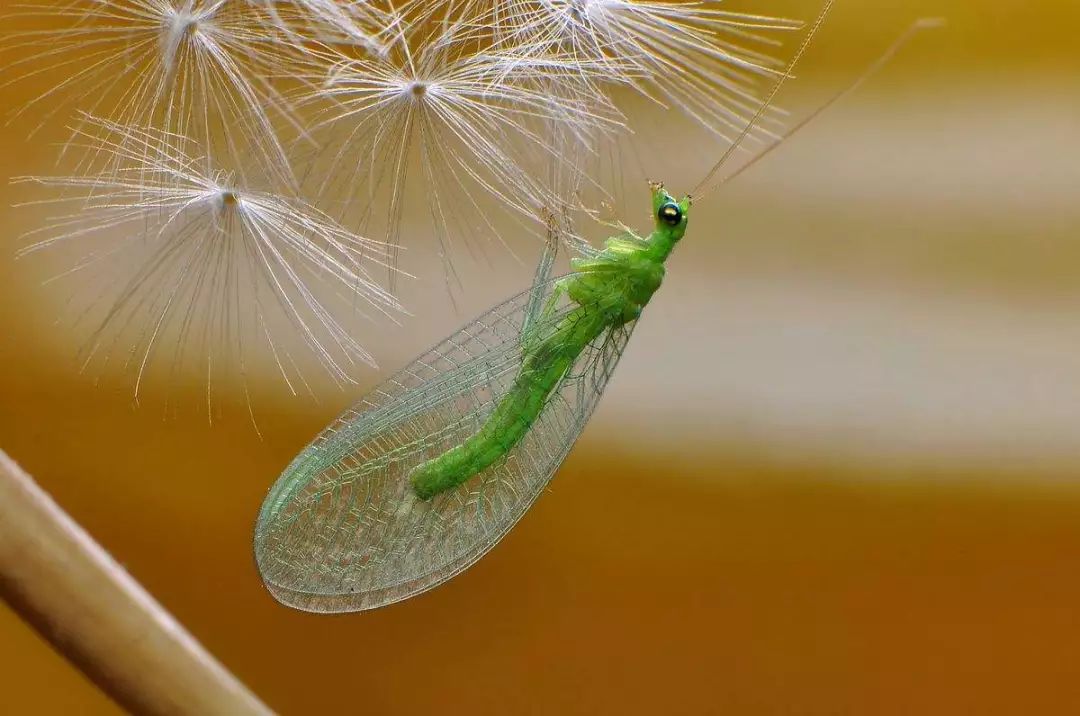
[0,449,271,716]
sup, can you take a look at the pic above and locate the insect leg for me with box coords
[521,211,560,341]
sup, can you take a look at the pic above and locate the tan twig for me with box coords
[0,449,272,716]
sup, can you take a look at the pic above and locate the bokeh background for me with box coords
[3,0,1080,713]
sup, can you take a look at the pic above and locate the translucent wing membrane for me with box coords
[254,276,634,612]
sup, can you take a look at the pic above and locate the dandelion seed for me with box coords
[3,0,318,185]
[300,5,627,277]
[15,117,402,402]
[496,0,802,138]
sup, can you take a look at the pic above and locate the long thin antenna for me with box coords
[719,18,945,188]
[692,0,836,201]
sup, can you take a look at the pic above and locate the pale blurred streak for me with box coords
[609,273,1080,472]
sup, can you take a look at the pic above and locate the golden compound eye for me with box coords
[658,202,682,227]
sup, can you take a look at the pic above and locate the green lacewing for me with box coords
[254,183,690,611]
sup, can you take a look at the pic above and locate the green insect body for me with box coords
[410,185,687,499]
[254,183,690,612]
[407,309,606,499]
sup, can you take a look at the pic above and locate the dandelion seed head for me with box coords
[302,3,630,274]
[214,187,240,212]
[5,0,323,186]
[498,0,800,140]
[15,117,404,405]
[159,5,213,70]
[548,0,620,30]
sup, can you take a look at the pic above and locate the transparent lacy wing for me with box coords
[254,277,636,612]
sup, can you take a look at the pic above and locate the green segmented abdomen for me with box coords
[410,306,608,499]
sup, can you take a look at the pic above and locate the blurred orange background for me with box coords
[3,0,1080,713]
